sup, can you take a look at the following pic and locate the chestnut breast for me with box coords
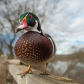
[15,31,53,66]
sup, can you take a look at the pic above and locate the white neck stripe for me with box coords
[25,20,41,33]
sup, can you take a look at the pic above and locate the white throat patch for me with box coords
[25,20,40,33]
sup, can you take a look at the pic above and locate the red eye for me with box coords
[28,14,33,19]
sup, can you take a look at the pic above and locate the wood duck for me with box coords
[15,12,56,77]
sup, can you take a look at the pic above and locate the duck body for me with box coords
[15,31,54,66]
[15,12,56,76]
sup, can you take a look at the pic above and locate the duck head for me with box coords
[15,12,43,35]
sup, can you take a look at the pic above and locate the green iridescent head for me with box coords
[15,12,41,33]
[19,12,36,25]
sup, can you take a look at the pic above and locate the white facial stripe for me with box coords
[26,14,28,17]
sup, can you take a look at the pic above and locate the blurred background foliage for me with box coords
[0,0,84,84]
